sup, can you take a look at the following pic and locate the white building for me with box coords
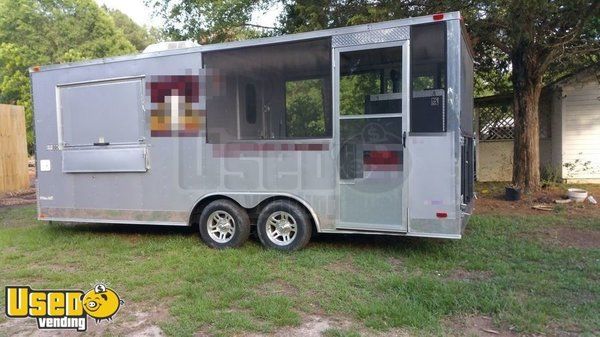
[476,67,600,183]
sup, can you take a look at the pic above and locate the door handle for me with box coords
[402,131,407,148]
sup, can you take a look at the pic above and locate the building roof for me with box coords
[476,65,600,101]
[550,65,600,88]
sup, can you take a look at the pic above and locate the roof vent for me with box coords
[142,41,200,53]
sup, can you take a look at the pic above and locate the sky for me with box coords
[94,0,283,29]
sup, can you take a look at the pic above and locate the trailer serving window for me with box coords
[204,38,332,142]
[58,77,144,146]
[410,22,447,133]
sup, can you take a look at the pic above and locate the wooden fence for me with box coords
[0,104,29,194]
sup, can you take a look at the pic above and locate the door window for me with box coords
[340,46,403,116]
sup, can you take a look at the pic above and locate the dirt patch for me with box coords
[241,315,345,337]
[0,304,169,337]
[545,321,598,337]
[445,314,518,337]
[0,167,36,208]
[521,226,600,249]
[244,314,410,337]
[126,325,165,337]
[475,183,600,217]
[36,262,80,273]
[447,269,493,282]
[0,187,36,207]
[388,256,404,272]
[255,279,297,296]
[324,257,359,273]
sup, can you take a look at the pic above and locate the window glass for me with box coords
[204,38,332,142]
[412,76,435,90]
[340,117,403,179]
[410,22,447,132]
[340,47,403,116]
[460,35,474,135]
[285,79,326,138]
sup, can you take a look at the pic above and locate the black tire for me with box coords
[256,200,312,251]
[198,199,250,249]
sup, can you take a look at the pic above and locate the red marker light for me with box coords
[436,212,448,218]
[433,13,444,21]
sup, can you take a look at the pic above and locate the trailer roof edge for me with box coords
[30,11,462,73]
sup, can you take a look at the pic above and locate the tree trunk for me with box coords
[511,45,543,192]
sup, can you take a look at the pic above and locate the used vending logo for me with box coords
[5,283,123,332]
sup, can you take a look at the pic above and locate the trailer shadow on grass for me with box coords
[310,232,448,252]
[51,221,446,253]
[52,222,197,236]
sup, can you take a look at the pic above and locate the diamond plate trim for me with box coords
[332,27,409,47]
[40,207,189,223]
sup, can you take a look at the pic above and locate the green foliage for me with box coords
[103,6,158,51]
[0,0,136,62]
[0,43,34,147]
[463,1,598,89]
[145,0,270,44]
[279,0,415,34]
[0,0,139,153]
[285,79,326,138]
[540,164,563,184]
[339,72,380,116]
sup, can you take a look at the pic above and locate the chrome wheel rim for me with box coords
[207,211,235,243]
[266,211,297,246]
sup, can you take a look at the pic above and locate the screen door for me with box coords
[335,41,409,232]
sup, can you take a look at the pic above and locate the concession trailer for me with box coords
[31,12,475,250]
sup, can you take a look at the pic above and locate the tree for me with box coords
[0,44,35,147]
[103,6,158,51]
[0,0,137,152]
[145,0,270,44]
[462,1,600,191]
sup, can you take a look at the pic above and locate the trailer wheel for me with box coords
[256,200,312,251]
[198,200,250,249]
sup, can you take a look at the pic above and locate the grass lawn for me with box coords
[0,205,598,336]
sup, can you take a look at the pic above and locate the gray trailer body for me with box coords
[32,12,474,238]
